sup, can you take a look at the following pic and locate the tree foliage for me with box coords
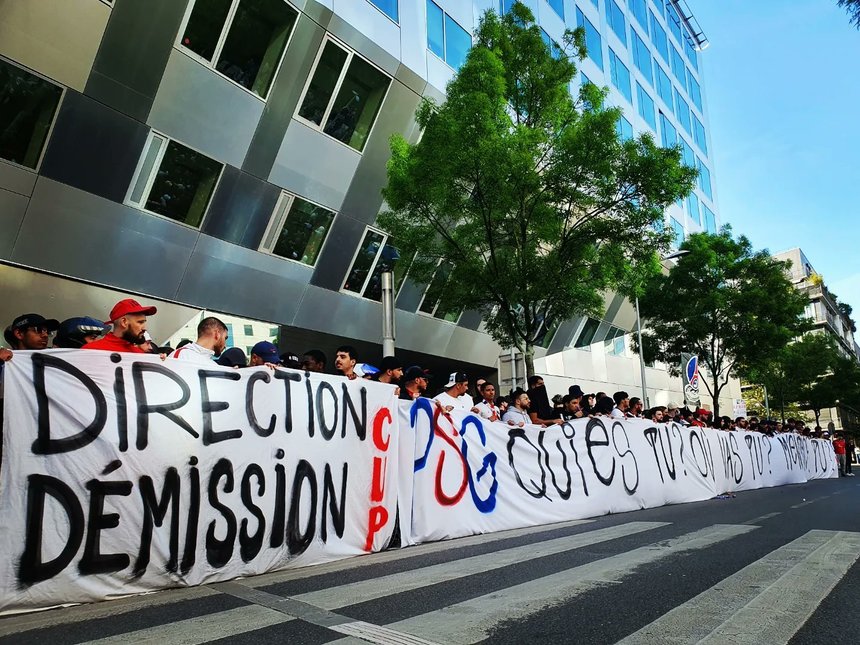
[380,2,697,375]
[635,228,810,417]
[838,0,860,28]
[748,334,840,423]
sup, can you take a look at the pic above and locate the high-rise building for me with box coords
[0,0,731,408]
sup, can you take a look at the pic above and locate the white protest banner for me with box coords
[0,350,399,614]
[399,402,838,543]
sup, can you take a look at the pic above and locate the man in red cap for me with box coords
[83,298,157,354]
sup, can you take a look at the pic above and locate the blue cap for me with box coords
[355,363,379,378]
[251,341,280,364]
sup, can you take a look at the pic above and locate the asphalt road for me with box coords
[2,476,859,644]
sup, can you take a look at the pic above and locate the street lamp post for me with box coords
[635,249,690,409]
[381,271,396,357]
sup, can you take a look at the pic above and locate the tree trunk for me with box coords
[524,343,535,380]
[711,374,720,419]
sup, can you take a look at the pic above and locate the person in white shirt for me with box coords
[610,390,630,419]
[475,382,501,422]
[169,317,228,365]
[434,372,480,413]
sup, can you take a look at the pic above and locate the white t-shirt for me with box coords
[434,390,472,411]
[610,407,626,419]
[475,399,501,421]
[169,342,215,365]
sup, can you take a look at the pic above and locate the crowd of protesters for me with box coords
[1,299,856,476]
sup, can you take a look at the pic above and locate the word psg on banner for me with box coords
[399,403,837,543]
[0,350,399,614]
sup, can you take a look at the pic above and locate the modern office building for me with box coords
[0,0,734,408]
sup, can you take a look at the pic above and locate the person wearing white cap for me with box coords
[434,372,480,413]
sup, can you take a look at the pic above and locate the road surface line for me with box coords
[618,529,860,644]
[332,621,443,645]
[77,605,292,645]
[384,524,758,645]
[0,587,220,636]
[743,511,782,524]
[295,521,669,610]
[243,518,595,588]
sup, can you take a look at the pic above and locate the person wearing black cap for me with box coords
[400,365,430,400]
[83,298,157,354]
[375,356,403,385]
[6,314,59,350]
[217,347,248,368]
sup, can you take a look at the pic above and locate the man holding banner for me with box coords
[83,298,158,354]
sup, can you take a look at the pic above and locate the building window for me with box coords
[684,37,698,70]
[675,89,691,134]
[126,133,223,228]
[296,38,391,152]
[655,63,673,112]
[541,29,563,59]
[636,83,656,130]
[367,0,398,22]
[687,71,702,112]
[243,324,254,335]
[573,317,601,349]
[418,261,462,323]
[0,59,63,170]
[686,191,700,225]
[629,0,648,33]
[426,1,471,69]
[679,136,694,167]
[697,158,712,199]
[649,10,668,63]
[665,1,683,42]
[608,48,632,104]
[670,46,686,86]
[259,191,336,266]
[617,114,633,141]
[631,29,652,85]
[342,228,407,301]
[702,204,716,233]
[547,0,564,19]
[659,111,676,147]
[670,216,685,248]
[692,115,707,155]
[604,327,626,356]
[576,8,604,70]
[179,0,298,99]
[607,0,627,46]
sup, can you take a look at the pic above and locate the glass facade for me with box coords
[607,0,628,46]
[181,0,298,98]
[636,82,656,131]
[649,10,668,63]
[427,2,471,69]
[368,0,398,22]
[608,48,632,103]
[659,111,676,147]
[0,60,62,169]
[298,39,391,151]
[577,8,604,70]
[631,28,653,85]
[655,63,673,112]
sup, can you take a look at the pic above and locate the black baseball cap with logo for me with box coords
[11,314,59,333]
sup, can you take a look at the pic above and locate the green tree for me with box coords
[635,228,810,417]
[838,0,860,28]
[381,3,697,376]
[802,352,860,427]
[748,334,838,423]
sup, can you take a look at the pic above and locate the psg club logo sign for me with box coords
[683,354,701,405]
